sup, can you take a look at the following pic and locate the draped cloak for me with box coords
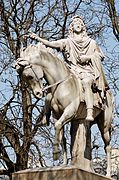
[52,36,108,92]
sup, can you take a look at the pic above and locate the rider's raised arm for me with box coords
[37,37,61,49]
[29,32,65,51]
[38,38,66,52]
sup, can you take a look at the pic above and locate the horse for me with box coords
[16,42,114,176]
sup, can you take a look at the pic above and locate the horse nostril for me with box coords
[36,92,40,96]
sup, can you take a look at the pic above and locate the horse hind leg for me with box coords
[99,127,111,177]
[103,131,111,177]
[97,111,112,177]
[105,145,111,177]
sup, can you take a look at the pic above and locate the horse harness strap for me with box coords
[42,74,73,92]
[29,64,73,92]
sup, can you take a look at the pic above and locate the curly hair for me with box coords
[68,15,87,37]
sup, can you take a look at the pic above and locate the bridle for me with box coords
[23,63,73,93]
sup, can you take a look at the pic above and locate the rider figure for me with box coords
[30,15,109,121]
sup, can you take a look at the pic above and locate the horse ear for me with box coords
[16,58,30,66]
[20,47,26,57]
[15,63,22,73]
[15,58,30,74]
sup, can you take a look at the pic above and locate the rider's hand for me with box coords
[80,55,91,64]
[29,32,39,40]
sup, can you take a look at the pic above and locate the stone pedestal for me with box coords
[12,166,112,180]
[71,119,92,171]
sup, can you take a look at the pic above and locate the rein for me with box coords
[42,74,73,92]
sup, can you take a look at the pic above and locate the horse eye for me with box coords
[28,75,33,80]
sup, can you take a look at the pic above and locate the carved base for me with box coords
[12,166,112,180]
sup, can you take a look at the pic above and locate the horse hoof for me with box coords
[53,151,60,160]
[106,173,111,177]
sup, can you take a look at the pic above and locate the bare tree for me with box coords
[0,0,118,179]
[104,0,119,41]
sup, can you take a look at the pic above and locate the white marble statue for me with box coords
[29,15,109,121]
[15,16,114,176]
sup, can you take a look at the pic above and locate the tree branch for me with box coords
[105,0,119,41]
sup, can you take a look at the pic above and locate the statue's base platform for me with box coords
[12,165,112,180]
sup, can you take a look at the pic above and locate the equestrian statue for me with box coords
[15,16,114,176]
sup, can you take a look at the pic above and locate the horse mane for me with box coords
[20,43,70,74]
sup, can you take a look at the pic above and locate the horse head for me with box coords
[15,48,44,99]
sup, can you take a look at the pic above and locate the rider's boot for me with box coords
[86,108,94,121]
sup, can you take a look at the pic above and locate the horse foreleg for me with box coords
[53,141,61,160]
[53,127,67,164]
[55,99,79,130]
[45,93,52,125]
[62,132,67,165]
[53,128,63,161]
[105,144,111,177]
[54,100,79,162]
